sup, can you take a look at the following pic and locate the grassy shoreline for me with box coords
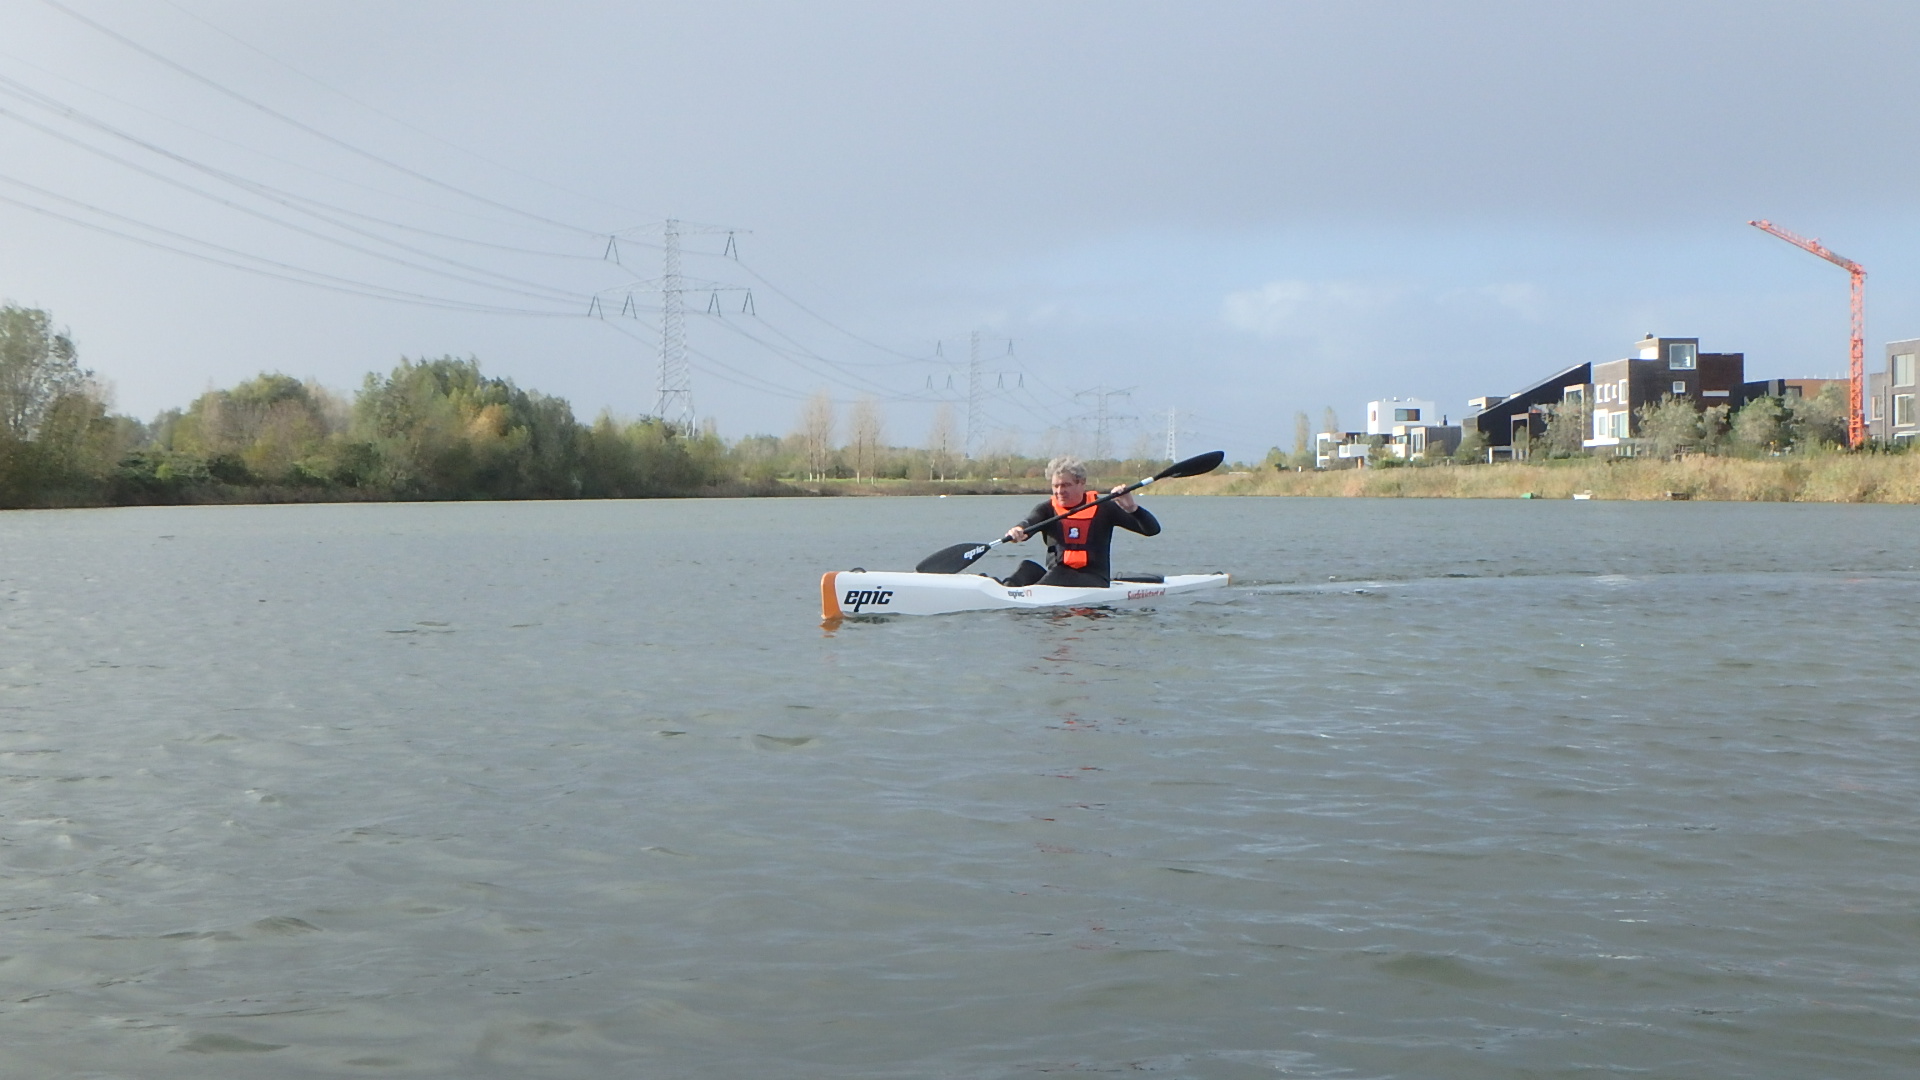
[1148,455,1920,503]
[16,457,1920,507]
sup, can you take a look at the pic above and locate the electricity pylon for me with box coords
[1073,386,1136,460]
[598,218,751,433]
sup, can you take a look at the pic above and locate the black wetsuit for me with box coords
[1007,498,1160,587]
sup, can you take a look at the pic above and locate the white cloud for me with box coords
[1220,280,1404,339]
[1439,282,1547,321]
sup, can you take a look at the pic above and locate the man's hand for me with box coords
[1005,525,1028,542]
[1111,484,1138,512]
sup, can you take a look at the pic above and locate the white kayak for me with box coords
[821,569,1230,618]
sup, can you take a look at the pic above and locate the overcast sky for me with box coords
[4,0,1919,460]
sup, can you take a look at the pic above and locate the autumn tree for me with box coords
[1635,395,1704,459]
[1730,395,1789,456]
[1541,397,1592,457]
[0,305,87,440]
[1786,383,1850,449]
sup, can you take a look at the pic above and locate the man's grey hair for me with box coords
[1045,456,1088,483]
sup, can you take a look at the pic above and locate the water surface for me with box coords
[2,495,1917,1078]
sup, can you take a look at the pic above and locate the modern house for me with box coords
[1464,363,1591,457]
[1366,398,1436,434]
[1313,429,1373,469]
[1582,336,1745,451]
[1744,378,1845,402]
[1872,339,1919,442]
[1366,397,1461,461]
[1459,335,1748,457]
[1313,396,1461,467]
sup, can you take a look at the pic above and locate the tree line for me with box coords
[0,305,1152,510]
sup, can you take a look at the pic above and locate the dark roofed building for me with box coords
[1465,363,1590,457]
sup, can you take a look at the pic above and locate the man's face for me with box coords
[1051,474,1086,503]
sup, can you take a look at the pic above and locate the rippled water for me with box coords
[3,495,1919,1078]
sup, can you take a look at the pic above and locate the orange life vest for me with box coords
[1049,490,1101,569]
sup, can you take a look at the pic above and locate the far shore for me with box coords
[1146,454,1920,503]
[802,454,1920,504]
[15,455,1920,509]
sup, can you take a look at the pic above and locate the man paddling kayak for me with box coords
[1001,456,1160,588]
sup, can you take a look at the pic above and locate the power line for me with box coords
[34,0,605,237]
[598,317,814,403]
[0,76,592,299]
[0,186,576,315]
[1072,386,1137,460]
[0,103,588,306]
[730,257,938,366]
[153,0,649,224]
[0,52,605,258]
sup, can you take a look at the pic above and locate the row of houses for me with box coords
[1314,333,1888,467]
[1869,338,1920,439]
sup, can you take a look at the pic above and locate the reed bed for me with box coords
[1152,454,1920,503]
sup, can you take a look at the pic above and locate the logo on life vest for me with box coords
[1067,526,1081,539]
[842,588,894,613]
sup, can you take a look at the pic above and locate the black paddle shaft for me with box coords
[913,450,1224,574]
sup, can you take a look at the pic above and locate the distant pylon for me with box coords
[966,330,981,457]
[600,218,749,433]
[657,219,692,430]
[1073,386,1136,460]
[1165,406,1177,461]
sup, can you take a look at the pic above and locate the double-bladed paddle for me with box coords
[914,450,1225,574]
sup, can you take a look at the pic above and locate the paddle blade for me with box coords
[1157,450,1225,480]
[916,541,995,575]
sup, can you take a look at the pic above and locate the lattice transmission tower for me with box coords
[925,332,1021,457]
[597,219,750,433]
[1073,386,1136,460]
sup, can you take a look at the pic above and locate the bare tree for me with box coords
[797,391,835,480]
[1321,406,1340,437]
[1292,411,1312,466]
[925,403,958,480]
[848,397,885,481]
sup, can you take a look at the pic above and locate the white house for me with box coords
[1366,398,1437,435]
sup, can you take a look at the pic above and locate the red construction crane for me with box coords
[1749,219,1866,448]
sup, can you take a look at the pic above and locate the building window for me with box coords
[1896,394,1915,427]
[1869,395,1882,422]
[1895,353,1916,386]
[1672,381,1687,395]
[1618,379,1629,402]
[1394,408,1420,422]
[1593,408,1608,438]
[1611,411,1629,438]
[1668,343,1697,370]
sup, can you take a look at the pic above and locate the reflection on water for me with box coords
[1,496,1918,1077]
